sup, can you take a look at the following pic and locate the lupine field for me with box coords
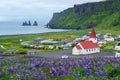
[0,56,120,80]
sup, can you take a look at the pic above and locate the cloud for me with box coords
[0,0,102,22]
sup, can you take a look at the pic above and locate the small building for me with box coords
[74,38,83,43]
[72,27,100,55]
[41,39,59,44]
[27,50,38,55]
[115,42,120,50]
[115,52,120,57]
[104,37,114,42]
[34,38,45,43]
[47,45,55,49]
[21,42,30,47]
[6,50,20,54]
[60,39,72,44]
[104,33,114,42]
[82,35,89,40]
[98,40,107,46]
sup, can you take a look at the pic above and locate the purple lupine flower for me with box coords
[59,67,68,75]
[41,72,47,80]
[8,66,14,73]
[96,70,106,77]
[102,76,106,80]
[31,67,36,72]
[0,60,2,68]
[16,74,21,80]
[14,66,19,72]
[26,73,30,80]
[50,67,57,77]
[33,74,38,80]
[0,72,2,78]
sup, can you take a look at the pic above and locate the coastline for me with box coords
[0,30,73,37]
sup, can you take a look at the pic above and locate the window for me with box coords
[86,49,88,52]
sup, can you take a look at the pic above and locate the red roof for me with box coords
[75,45,82,50]
[80,41,99,49]
[90,27,97,38]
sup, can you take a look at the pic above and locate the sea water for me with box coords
[0,22,68,35]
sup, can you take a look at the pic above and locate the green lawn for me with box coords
[0,30,84,53]
[0,29,120,53]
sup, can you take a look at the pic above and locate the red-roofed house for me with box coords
[72,27,100,55]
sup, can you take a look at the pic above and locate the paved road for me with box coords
[34,49,115,58]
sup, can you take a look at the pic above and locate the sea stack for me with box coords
[33,21,38,26]
[22,20,31,26]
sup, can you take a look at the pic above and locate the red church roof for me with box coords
[75,45,82,50]
[90,27,97,38]
[80,41,99,49]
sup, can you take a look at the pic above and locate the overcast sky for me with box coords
[0,0,102,24]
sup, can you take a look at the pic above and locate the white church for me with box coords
[72,27,100,55]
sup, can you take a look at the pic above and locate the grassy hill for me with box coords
[47,0,120,30]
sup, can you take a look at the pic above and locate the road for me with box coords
[33,49,115,58]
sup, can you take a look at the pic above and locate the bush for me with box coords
[19,50,27,54]
[107,68,120,77]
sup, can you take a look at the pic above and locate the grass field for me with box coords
[0,29,120,79]
[0,29,119,53]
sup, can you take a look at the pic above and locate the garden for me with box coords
[0,56,120,80]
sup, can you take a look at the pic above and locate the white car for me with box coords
[61,55,69,58]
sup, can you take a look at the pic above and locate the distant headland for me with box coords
[22,20,38,26]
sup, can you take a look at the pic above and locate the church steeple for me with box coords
[89,27,97,43]
[90,27,97,38]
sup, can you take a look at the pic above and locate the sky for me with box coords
[0,0,102,24]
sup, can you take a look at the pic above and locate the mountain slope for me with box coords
[47,0,120,29]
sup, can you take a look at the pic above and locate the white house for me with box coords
[104,37,114,42]
[98,40,107,47]
[72,27,100,55]
[104,33,114,42]
[115,52,120,57]
[115,42,120,50]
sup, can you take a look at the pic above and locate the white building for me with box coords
[72,27,100,55]
[115,52,120,57]
[104,33,114,42]
[115,42,120,50]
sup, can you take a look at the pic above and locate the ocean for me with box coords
[0,22,68,36]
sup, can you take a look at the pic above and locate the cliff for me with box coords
[47,0,120,30]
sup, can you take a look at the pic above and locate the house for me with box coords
[6,50,20,54]
[82,35,89,40]
[115,42,120,50]
[47,45,55,49]
[34,38,45,43]
[104,33,114,42]
[21,42,30,47]
[115,52,120,57]
[74,38,83,43]
[60,39,72,44]
[98,40,107,46]
[72,27,100,55]
[27,50,38,55]
[41,39,59,44]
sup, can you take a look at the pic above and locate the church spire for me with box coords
[89,27,97,43]
[90,27,97,38]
